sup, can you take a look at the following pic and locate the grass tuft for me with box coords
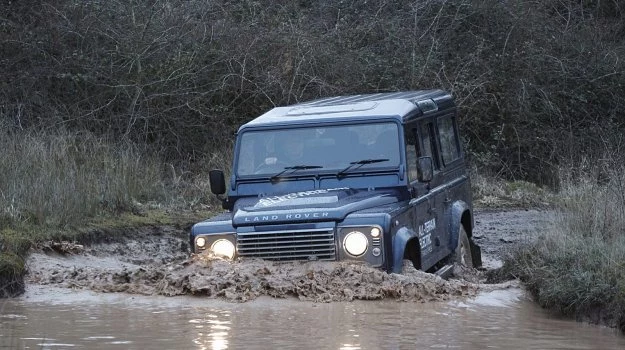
[0,236,28,297]
[501,165,625,332]
[471,168,554,208]
[0,130,166,227]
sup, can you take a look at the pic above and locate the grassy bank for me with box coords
[499,166,625,332]
[470,167,555,209]
[0,130,224,297]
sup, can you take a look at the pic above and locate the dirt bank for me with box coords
[24,209,549,302]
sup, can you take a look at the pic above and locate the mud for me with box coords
[471,208,551,269]
[24,209,550,302]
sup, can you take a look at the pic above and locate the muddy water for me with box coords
[2,287,624,350]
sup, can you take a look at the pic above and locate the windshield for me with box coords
[235,122,401,177]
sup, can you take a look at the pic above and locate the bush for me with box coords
[1,0,623,184]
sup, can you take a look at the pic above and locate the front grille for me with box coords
[236,229,336,261]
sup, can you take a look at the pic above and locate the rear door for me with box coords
[405,118,445,270]
[434,113,469,256]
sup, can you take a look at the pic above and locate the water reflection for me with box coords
[1,287,624,350]
[190,311,231,350]
[340,344,360,350]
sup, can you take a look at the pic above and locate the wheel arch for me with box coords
[391,226,419,273]
[403,237,422,270]
[449,201,482,268]
[449,200,473,251]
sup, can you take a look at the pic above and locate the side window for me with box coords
[437,115,461,165]
[418,120,440,171]
[404,126,418,181]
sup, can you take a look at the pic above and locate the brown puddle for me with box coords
[2,286,625,349]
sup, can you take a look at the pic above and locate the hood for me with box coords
[232,187,401,226]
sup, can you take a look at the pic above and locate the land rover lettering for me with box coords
[242,212,330,222]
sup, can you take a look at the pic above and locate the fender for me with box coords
[391,226,418,273]
[448,200,472,251]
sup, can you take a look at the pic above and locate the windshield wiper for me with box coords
[337,158,389,178]
[270,165,323,183]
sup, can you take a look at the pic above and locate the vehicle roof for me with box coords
[240,90,454,130]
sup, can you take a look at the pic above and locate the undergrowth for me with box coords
[499,165,625,332]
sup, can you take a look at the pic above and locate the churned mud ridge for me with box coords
[25,209,548,302]
[26,251,480,302]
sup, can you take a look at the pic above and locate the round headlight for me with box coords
[370,227,381,238]
[196,237,206,248]
[210,239,235,259]
[343,231,368,257]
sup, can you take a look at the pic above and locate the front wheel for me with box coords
[453,226,473,268]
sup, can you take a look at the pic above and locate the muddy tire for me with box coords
[453,226,473,268]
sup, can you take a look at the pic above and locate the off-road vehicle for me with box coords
[191,90,481,275]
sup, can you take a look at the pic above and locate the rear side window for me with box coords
[418,120,440,171]
[404,126,418,181]
[437,115,460,165]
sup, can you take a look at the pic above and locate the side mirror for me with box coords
[417,156,434,182]
[208,170,226,195]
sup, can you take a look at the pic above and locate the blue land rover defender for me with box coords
[191,90,481,275]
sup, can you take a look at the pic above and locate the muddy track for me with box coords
[471,208,552,269]
[24,209,550,302]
